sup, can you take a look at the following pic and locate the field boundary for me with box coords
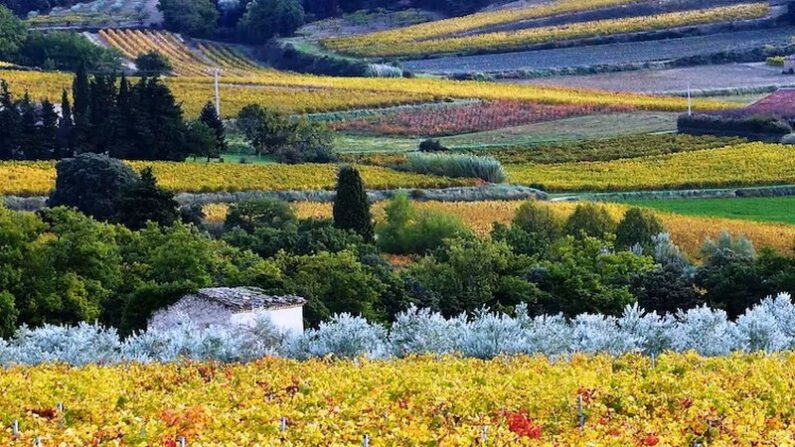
[557,184,795,202]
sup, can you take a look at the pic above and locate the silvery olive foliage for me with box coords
[1,293,794,365]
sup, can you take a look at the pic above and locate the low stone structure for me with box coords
[148,287,305,334]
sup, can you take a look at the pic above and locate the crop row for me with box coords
[472,133,748,164]
[402,26,795,75]
[0,161,475,197]
[99,29,262,77]
[330,100,630,136]
[326,3,769,57]
[342,134,747,165]
[0,68,733,118]
[322,0,648,53]
[3,354,795,445]
[201,199,795,258]
[505,142,795,192]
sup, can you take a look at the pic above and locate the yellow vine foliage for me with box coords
[326,3,769,57]
[324,0,647,49]
[0,161,475,197]
[506,142,795,192]
[2,354,795,445]
[0,68,733,118]
[205,200,795,258]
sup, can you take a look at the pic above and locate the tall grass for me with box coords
[402,153,506,183]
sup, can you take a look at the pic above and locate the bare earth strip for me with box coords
[512,62,795,94]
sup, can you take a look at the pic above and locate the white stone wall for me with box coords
[230,306,304,334]
[149,298,304,334]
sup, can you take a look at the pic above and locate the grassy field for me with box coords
[334,134,420,153]
[438,112,679,149]
[619,196,795,225]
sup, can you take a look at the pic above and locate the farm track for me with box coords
[402,26,795,75]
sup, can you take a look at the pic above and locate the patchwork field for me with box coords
[325,3,770,57]
[402,27,795,75]
[516,62,794,94]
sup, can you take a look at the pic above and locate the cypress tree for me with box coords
[88,74,118,153]
[198,100,226,160]
[71,65,91,152]
[56,89,74,158]
[0,80,19,160]
[332,165,373,242]
[17,92,39,159]
[111,74,134,159]
[39,99,58,160]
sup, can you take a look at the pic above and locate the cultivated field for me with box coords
[5,355,795,445]
[516,62,795,94]
[402,27,795,75]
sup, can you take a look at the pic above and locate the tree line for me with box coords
[2,153,794,338]
[0,70,226,161]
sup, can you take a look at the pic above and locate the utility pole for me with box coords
[214,68,221,116]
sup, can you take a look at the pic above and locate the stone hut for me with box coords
[148,287,305,334]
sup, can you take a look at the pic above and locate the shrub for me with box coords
[115,167,179,230]
[563,203,617,239]
[134,50,172,76]
[0,291,18,339]
[781,133,795,144]
[615,207,665,251]
[224,199,296,233]
[512,200,562,240]
[376,193,471,255]
[401,153,506,183]
[418,139,448,152]
[48,154,138,222]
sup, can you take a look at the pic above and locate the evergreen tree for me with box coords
[110,74,135,159]
[56,89,74,158]
[17,92,39,159]
[88,74,118,153]
[38,99,58,160]
[332,165,373,242]
[198,101,226,159]
[71,64,91,151]
[0,80,19,160]
[115,167,180,230]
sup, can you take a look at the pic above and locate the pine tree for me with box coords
[115,167,180,230]
[332,165,373,242]
[198,100,226,160]
[0,80,19,160]
[56,89,74,158]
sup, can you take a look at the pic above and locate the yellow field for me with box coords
[0,161,475,196]
[324,0,645,49]
[0,68,734,118]
[506,143,795,192]
[98,29,262,77]
[326,3,769,57]
[3,354,795,445]
[203,200,795,258]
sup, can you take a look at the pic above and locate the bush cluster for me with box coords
[2,293,794,365]
[401,153,506,183]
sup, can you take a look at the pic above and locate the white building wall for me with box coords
[230,306,304,334]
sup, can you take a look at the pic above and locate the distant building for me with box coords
[148,287,305,334]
